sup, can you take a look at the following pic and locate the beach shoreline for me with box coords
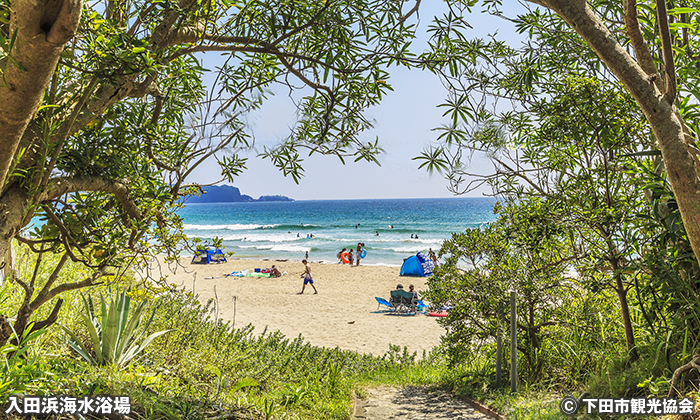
[222,256,403,267]
[139,256,444,357]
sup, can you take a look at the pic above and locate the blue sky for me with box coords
[188,1,526,200]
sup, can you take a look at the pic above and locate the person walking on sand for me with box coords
[298,259,317,294]
[356,242,362,266]
[336,248,346,264]
[348,249,354,266]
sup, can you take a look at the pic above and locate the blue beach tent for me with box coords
[400,255,426,276]
[400,252,436,277]
[192,246,227,264]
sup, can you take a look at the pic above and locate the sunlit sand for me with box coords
[140,257,444,356]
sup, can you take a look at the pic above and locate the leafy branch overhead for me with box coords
[0,0,430,346]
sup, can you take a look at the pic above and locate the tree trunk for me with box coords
[1,244,13,281]
[539,0,700,272]
[615,273,638,361]
[0,0,83,186]
[0,185,30,269]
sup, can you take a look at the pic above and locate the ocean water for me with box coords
[178,198,497,266]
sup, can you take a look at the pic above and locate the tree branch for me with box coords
[36,268,109,307]
[42,176,142,221]
[38,77,99,191]
[398,0,422,25]
[176,126,245,194]
[144,95,180,172]
[25,298,64,336]
[655,0,676,103]
[623,0,659,79]
[668,348,700,398]
[41,205,83,259]
[532,0,700,262]
[32,253,70,310]
[0,0,83,186]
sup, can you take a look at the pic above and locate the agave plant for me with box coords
[64,290,169,367]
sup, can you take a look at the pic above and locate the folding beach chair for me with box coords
[390,290,418,314]
[375,297,394,312]
[389,290,404,312]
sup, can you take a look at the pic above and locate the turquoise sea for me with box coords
[178,198,497,266]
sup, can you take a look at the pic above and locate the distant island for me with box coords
[185,185,294,203]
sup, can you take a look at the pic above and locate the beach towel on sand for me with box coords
[226,271,284,278]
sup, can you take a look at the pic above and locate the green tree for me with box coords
[421,45,656,359]
[420,1,700,388]
[426,198,572,382]
[509,0,700,265]
[516,77,651,361]
[426,0,700,261]
[524,0,700,298]
[0,0,428,346]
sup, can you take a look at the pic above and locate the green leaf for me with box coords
[668,7,698,14]
[231,378,260,392]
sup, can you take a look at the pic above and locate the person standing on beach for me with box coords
[428,248,438,264]
[298,259,318,294]
[356,243,362,267]
[348,249,354,266]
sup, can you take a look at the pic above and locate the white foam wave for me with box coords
[362,237,444,244]
[401,238,443,245]
[389,246,429,253]
[206,233,303,242]
[243,233,308,243]
[183,223,277,231]
[238,245,272,250]
[269,244,310,253]
[229,242,310,253]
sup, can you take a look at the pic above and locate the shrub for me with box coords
[63,290,169,367]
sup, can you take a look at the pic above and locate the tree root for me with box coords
[668,349,700,398]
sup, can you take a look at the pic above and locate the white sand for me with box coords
[140,257,444,356]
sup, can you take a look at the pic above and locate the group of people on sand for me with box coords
[427,248,438,264]
[298,242,369,295]
[336,243,365,266]
[393,283,420,313]
[395,283,418,298]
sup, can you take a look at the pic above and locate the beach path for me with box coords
[353,386,493,420]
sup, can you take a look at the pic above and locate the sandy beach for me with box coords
[141,257,445,357]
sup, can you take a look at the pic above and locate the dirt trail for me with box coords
[353,386,494,420]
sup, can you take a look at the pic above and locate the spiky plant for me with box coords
[64,290,169,367]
